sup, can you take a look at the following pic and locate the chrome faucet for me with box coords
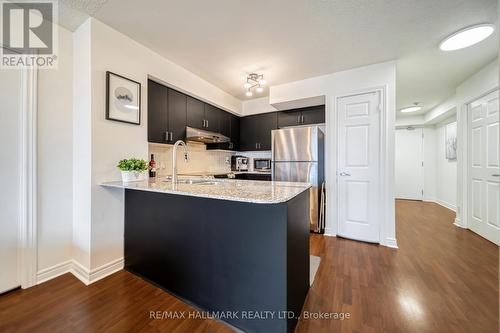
[172,140,189,184]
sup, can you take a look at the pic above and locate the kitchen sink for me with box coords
[164,178,222,185]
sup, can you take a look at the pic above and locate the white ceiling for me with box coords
[66,0,498,117]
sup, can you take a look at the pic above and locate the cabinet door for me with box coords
[147,80,168,143]
[255,112,277,150]
[219,110,231,137]
[277,109,302,128]
[204,104,220,132]
[167,89,187,143]
[301,105,325,125]
[239,115,259,151]
[186,96,205,129]
[229,114,240,150]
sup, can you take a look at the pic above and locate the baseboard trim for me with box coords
[36,258,124,286]
[89,258,124,284]
[435,199,456,212]
[453,217,466,229]
[323,227,336,237]
[36,260,73,284]
[381,237,398,249]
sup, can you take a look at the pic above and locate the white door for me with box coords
[468,90,500,245]
[337,92,381,243]
[395,128,424,200]
[0,67,22,293]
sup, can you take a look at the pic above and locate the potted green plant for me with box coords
[117,158,148,182]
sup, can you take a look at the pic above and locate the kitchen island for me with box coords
[101,179,311,333]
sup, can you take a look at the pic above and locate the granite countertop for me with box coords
[101,178,310,204]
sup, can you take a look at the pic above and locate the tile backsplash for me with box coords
[149,143,234,176]
[149,143,273,176]
[238,151,272,172]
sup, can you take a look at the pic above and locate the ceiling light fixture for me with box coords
[244,73,265,97]
[400,103,422,113]
[440,24,495,51]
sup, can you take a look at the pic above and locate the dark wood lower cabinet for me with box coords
[124,189,310,333]
[235,173,272,181]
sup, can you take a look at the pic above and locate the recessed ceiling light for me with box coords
[440,24,495,51]
[400,104,422,113]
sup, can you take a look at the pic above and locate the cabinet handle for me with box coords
[229,142,233,149]
[169,132,173,141]
[255,143,258,149]
[297,115,301,124]
[164,131,168,142]
[301,115,305,123]
[206,120,209,128]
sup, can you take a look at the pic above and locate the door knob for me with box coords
[339,171,351,176]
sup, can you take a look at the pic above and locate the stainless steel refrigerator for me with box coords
[272,126,325,233]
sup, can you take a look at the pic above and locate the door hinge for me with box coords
[421,189,424,196]
[422,161,424,167]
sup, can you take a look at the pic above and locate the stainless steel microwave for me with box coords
[254,158,271,172]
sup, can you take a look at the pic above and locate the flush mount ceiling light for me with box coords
[439,24,495,51]
[400,103,422,113]
[243,73,265,97]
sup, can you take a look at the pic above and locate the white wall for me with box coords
[72,19,92,270]
[435,118,457,211]
[268,61,397,247]
[422,127,437,202]
[37,25,74,271]
[241,97,277,116]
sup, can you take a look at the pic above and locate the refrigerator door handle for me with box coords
[339,171,351,176]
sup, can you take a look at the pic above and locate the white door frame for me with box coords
[457,87,499,230]
[18,66,38,289]
[327,86,396,248]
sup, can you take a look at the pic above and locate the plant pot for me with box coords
[121,170,147,182]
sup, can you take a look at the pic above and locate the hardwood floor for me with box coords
[0,200,497,332]
[298,200,499,333]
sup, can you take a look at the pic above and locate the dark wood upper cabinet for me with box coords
[204,104,220,133]
[148,78,323,150]
[186,96,205,129]
[277,105,325,128]
[277,109,302,128]
[147,80,168,144]
[301,105,325,125]
[167,89,187,143]
[219,110,231,137]
[230,114,240,149]
[239,112,277,151]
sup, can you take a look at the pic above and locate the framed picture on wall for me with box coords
[445,122,457,160]
[106,71,141,125]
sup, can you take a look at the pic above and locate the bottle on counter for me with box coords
[149,154,157,178]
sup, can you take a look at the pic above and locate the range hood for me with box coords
[185,126,230,144]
